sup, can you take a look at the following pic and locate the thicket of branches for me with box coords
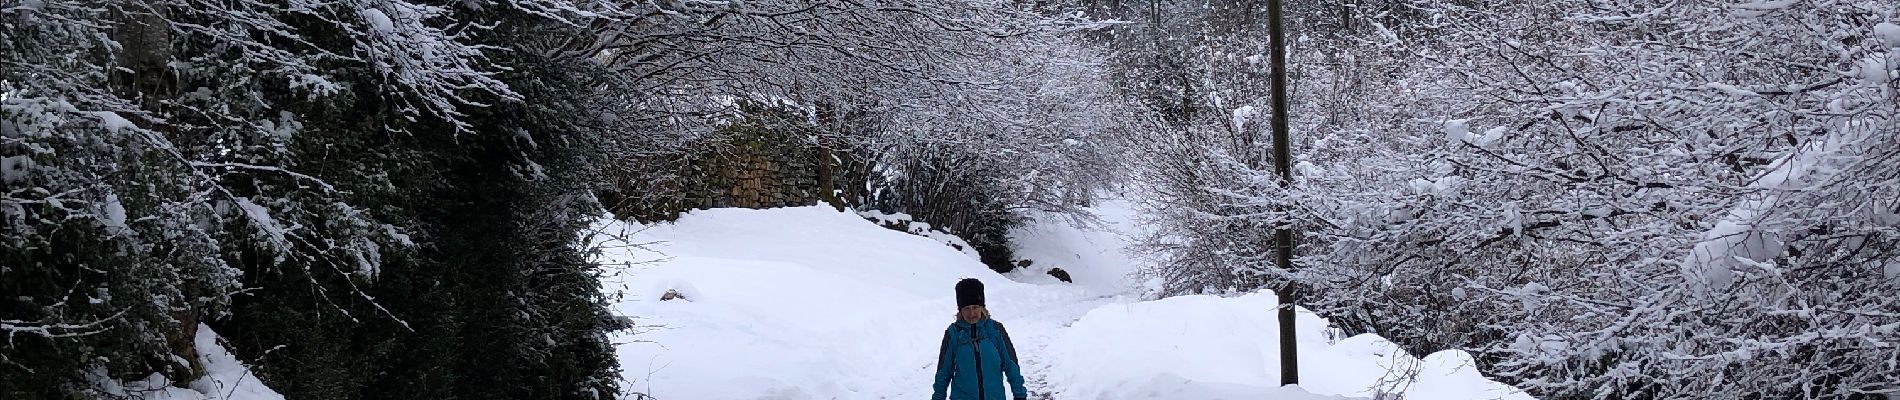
[3,0,1146,396]
[18,0,1886,397]
[2,0,642,397]
[591,0,1141,271]
[1121,0,1900,398]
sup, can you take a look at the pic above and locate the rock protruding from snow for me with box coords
[1047,267,1073,283]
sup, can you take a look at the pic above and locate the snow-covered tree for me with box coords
[1067,0,1297,294]
[1128,0,1900,397]
[587,0,1142,269]
[3,0,627,397]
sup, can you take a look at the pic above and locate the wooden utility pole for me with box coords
[1265,0,1300,387]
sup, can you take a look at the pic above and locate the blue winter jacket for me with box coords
[931,318,1028,400]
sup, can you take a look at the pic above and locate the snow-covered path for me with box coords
[592,202,1533,400]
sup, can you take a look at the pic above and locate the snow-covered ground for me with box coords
[594,200,1536,400]
[92,324,286,400]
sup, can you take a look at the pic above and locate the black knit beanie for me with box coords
[955,278,985,308]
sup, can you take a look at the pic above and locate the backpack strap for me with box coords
[994,321,1021,365]
[938,327,956,373]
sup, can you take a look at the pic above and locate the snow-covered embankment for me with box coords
[594,203,1533,400]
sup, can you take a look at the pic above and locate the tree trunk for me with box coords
[1265,0,1300,386]
[111,0,199,385]
[813,103,845,210]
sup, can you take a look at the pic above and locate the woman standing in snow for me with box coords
[932,278,1030,400]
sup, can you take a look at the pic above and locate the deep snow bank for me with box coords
[595,206,1044,399]
[1004,198,1146,293]
[1047,292,1533,400]
[92,324,286,400]
[594,205,1533,400]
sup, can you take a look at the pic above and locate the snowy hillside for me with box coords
[592,203,1534,400]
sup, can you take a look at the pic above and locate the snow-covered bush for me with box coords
[3,0,624,397]
[1122,0,1900,397]
[1320,2,1900,398]
[589,0,1141,272]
